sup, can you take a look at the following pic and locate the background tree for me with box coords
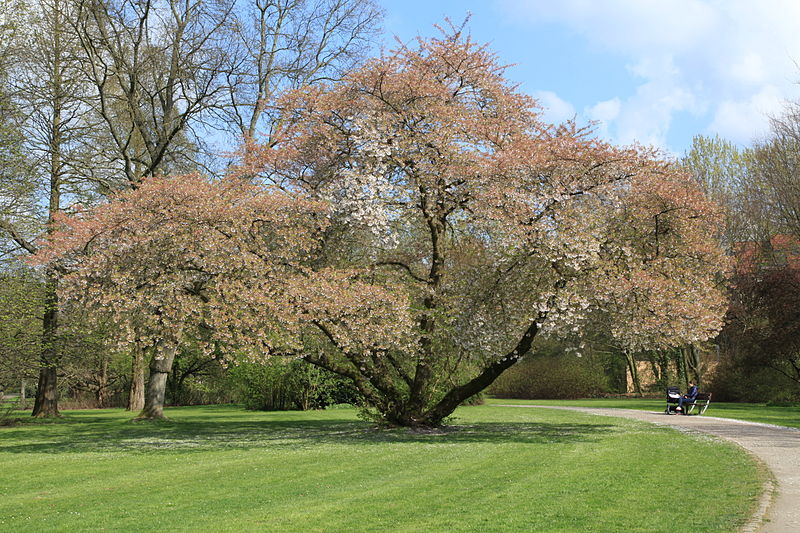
[224,0,381,144]
[682,134,760,247]
[752,106,800,238]
[684,115,800,401]
[0,269,42,407]
[72,0,246,410]
[725,262,800,391]
[0,0,98,416]
[74,0,238,185]
[0,2,36,243]
[2,0,383,415]
[69,0,382,411]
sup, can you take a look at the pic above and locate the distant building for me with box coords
[734,234,800,273]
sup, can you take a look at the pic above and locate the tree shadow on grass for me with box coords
[0,414,618,455]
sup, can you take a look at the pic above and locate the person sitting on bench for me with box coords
[677,381,698,414]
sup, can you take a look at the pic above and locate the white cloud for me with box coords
[614,82,697,148]
[729,52,767,86]
[709,85,785,144]
[588,98,621,123]
[586,98,620,138]
[503,0,715,53]
[501,0,800,149]
[612,56,701,148]
[533,90,576,124]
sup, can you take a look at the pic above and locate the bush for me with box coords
[489,354,609,399]
[228,358,359,411]
[166,348,234,406]
[706,358,800,403]
[461,392,485,406]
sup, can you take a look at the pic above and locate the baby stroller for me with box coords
[665,386,681,414]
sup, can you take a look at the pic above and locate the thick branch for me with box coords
[423,320,542,425]
[302,349,386,411]
[373,261,426,283]
[0,218,38,254]
[310,320,405,402]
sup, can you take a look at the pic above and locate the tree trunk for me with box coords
[677,347,689,390]
[686,344,701,385]
[127,347,145,411]
[32,6,65,418]
[96,356,109,408]
[32,366,59,417]
[32,275,60,418]
[624,350,642,396]
[19,379,26,409]
[136,341,178,420]
[649,359,660,386]
[415,320,542,427]
[658,354,670,387]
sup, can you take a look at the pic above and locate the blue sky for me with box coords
[379,0,800,156]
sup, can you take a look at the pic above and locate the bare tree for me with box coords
[753,105,800,238]
[74,0,238,186]
[70,0,241,410]
[224,0,381,143]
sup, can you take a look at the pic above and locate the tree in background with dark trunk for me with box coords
[0,0,96,417]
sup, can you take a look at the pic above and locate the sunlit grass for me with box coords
[0,404,764,532]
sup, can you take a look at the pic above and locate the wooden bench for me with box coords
[684,392,712,415]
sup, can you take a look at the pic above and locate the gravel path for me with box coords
[502,405,800,532]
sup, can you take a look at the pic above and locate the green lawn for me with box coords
[0,405,764,532]
[488,398,800,429]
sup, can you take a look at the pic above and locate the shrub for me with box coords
[489,354,609,399]
[707,358,800,403]
[228,358,359,411]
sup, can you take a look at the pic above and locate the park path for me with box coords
[501,405,800,533]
